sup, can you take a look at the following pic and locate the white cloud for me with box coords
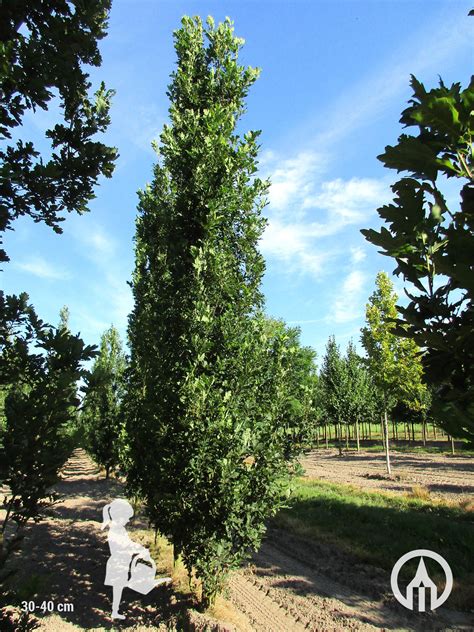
[16,256,69,280]
[350,246,367,264]
[331,270,366,324]
[260,160,390,278]
[260,219,334,278]
[71,221,117,265]
[267,151,324,213]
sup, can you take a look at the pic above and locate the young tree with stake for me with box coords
[362,272,426,474]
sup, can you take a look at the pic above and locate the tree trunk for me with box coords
[411,421,415,442]
[383,410,392,476]
[325,424,329,449]
[432,424,437,440]
[450,435,455,455]
[422,420,427,446]
[355,419,360,452]
[345,424,349,451]
[1,495,16,534]
[368,422,372,440]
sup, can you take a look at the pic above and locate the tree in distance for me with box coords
[319,336,347,454]
[361,272,427,474]
[82,325,127,478]
[124,16,306,607]
[0,0,118,263]
[361,75,474,443]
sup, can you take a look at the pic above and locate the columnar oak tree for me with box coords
[124,16,304,606]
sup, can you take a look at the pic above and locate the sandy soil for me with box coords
[232,526,474,631]
[301,448,474,502]
[1,449,473,631]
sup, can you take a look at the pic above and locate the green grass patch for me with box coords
[275,478,474,609]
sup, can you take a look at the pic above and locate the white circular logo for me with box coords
[391,549,453,612]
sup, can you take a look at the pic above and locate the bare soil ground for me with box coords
[1,449,473,631]
[302,448,474,502]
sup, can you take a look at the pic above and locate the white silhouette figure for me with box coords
[101,499,171,620]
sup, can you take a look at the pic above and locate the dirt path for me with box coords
[3,450,175,630]
[3,450,473,631]
[302,449,474,501]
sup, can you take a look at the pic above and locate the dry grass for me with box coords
[208,593,249,632]
[409,484,431,501]
[458,497,474,512]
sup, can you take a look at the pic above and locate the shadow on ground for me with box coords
[2,451,193,630]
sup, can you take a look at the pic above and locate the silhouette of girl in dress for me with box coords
[101,498,170,620]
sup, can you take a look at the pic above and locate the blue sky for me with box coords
[3,0,473,363]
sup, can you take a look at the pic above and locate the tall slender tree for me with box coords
[344,341,373,452]
[320,336,347,453]
[124,16,305,607]
[361,272,426,474]
[82,325,126,478]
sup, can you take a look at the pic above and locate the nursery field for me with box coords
[1,448,473,631]
[2,4,474,632]
[302,447,474,502]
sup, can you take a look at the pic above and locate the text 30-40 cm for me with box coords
[21,601,74,613]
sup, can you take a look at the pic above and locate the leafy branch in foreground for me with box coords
[0,0,118,263]
[362,75,474,442]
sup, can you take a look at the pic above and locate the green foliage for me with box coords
[0,0,118,262]
[361,75,474,441]
[265,319,319,451]
[319,337,379,446]
[343,341,377,429]
[319,336,347,427]
[124,15,304,607]
[361,271,427,416]
[82,325,126,477]
[0,293,96,530]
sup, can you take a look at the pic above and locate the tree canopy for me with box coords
[0,0,117,262]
